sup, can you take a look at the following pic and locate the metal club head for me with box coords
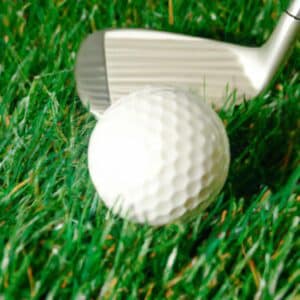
[75,0,300,117]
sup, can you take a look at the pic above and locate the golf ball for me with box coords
[88,86,230,226]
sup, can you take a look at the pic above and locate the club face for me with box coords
[105,30,259,107]
[75,29,261,116]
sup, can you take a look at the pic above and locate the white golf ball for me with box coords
[88,86,230,226]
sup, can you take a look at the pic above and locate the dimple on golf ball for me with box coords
[88,86,230,226]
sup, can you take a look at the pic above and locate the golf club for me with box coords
[75,0,300,117]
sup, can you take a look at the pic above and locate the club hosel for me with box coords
[286,0,300,19]
[259,8,300,89]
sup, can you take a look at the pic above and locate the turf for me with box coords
[0,0,299,299]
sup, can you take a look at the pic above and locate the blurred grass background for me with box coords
[0,0,299,299]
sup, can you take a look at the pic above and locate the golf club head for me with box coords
[75,1,300,117]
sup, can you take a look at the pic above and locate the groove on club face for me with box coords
[75,31,111,117]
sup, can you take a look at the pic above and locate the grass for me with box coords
[0,0,299,299]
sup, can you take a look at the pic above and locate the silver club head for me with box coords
[75,0,300,117]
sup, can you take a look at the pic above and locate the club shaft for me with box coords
[260,2,300,85]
